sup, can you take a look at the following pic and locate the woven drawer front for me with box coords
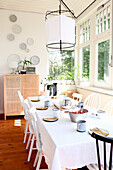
[6,89,20,102]
[21,75,39,88]
[6,102,22,114]
[23,89,39,99]
[6,76,20,88]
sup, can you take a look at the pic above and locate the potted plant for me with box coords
[18,57,32,70]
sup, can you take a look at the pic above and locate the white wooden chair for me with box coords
[28,107,43,169]
[23,102,36,162]
[84,93,100,110]
[103,99,113,115]
[18,90,29,143]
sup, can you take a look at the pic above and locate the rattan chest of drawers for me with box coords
[4,74,39,120]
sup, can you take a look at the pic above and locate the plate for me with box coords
[43,117,59,122]
[89,127,109,136]
[12,24,22,34]
[27,38,34,45]
[9,15,17,22]
[19,43,27,50]
[7,54,20,64]
[31,99,40,102]
[17,65,23,71]
[30,56,40,65]
[36,107,48,110]
[7,34,15,41]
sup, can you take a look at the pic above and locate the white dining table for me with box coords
[28,96,113,170]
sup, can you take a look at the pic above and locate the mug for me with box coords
[52,108,59,117]
[44,100,50,107]
[77,120,86,132]
[97,110,105,119]
[63,99,71,106]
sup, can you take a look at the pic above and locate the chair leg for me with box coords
[33,151,39,167]
[26,133,32,150]
[36,150,43,170]
[27,135,35,162]
[23,121,29,143]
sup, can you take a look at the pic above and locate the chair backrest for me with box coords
[72,93,82,102]
[18,90,24,108]
[91,132,113,170]
[84,93,100,110]
[103,99,113,115]
[28,107,42,148]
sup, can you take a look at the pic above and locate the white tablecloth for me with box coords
[28,96,113,170]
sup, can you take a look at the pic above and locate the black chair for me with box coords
[91,132,113,170]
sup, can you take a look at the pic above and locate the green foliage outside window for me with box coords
[82,46,90,79]
[49,50,74,80]
[98,40,109,82]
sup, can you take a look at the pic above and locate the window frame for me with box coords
[76,0,112,90]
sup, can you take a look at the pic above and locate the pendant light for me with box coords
[45,0,76,51]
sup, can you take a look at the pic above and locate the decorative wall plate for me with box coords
[17,65,23,71]
[7,54,20,64]
[12,24,22,34]
[7,34,15,41]
[27,38,34,45]
[19,43,27,50]
[9,15,17,22]
[30,56,40,65]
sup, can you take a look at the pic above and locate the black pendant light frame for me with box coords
[45,0,76,51]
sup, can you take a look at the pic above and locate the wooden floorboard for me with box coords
[0,115,88,170]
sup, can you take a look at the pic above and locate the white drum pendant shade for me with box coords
[45,15,75,50]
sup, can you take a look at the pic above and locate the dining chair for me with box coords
[18,90,29,143]
[90,132,113,170]
[84,93,100,110]
[28,107,43,169]
[23,102,36,162]
[102,99,113,115]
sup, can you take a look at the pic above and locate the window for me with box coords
[49,51,74,80]
[96,6,110,35]
[96,40,110,83]
[80,19,90,44]
[81,46,90,80]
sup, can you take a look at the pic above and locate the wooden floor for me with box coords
[0,115,88,170]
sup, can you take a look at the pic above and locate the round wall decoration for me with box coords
[12,24,22,34]
[19,43,27,50]
[9,15,17,22]
[7,34,15,41]
[27,38,34,45]
[7,54,20,64]
[30,56,40,65]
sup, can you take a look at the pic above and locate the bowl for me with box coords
[69,108,88,123]
[69,112,83,123]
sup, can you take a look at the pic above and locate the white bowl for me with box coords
[69,111,87,123]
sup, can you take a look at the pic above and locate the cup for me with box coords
[44,100,50,107]
[97,110,105,119]
[77,120,86,132]
[52,108,59,117]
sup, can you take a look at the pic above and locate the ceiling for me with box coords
[0,0,97,17]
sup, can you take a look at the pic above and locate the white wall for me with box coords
[0,9,49,113]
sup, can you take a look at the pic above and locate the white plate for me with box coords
[19,43,27,50]
[30,55,40,65]
[7,54,20,64]
[7,34,15,41]
[9,15,17,22]
[27,38,34,45]
[12,24,22,34]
